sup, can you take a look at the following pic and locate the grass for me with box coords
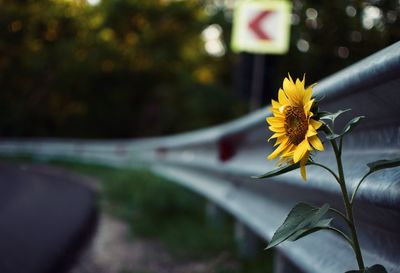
[55,161,236,258]
[0,156,274,272]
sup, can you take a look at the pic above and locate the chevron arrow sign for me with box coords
[231,0,292,54]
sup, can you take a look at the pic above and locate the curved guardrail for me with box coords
[0,41,399,273]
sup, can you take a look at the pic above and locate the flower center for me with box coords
[284,106,308,145]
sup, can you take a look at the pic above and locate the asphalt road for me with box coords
[0,162,98,273]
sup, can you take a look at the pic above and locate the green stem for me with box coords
[330,139,365,270]
[339,136,343,156]
[309,162,341,185]
[350,171,372,205]
[325,226,354,249]
[328,207,352,227]
[308,159,351,227]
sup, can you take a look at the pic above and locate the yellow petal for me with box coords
[272,110,282,116]
[266,117,284,126]
[271,99,281,109]
[269,122,284,128]
[310,119,322,130]
[278,88,290,105]
[283,151,295,158]
[281,142,291,152]
[303,99,315,115]
[269,126,285,133]
[273,136,287,146]
[301,74,306,86]
[281,143,295,157]
[268,138,289,160]
[288,73,294,83]
[293,139,310,163]
[300,152,309,181]
[279,105,287,114]
[272,109,284,117]
[267,132,286,142]
[309,135,324,151]
[283,77,296,97]
[284,74,303,105]
[295,78,305,91]
[303,87,313,105]
[306,125,317,137]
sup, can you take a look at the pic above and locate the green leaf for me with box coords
[345,264,388,273]
[320,109,351,122]
[326,133,341,140]
[365,265,388,273]
[367,158,400,173]
[253,161,310,179]
[324,116,365,141]
[287,218,333,241]
[315,111,331,120]
[266,203,330,249]
[342,116,365,135]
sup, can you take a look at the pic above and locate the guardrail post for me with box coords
[205,201,225,229]
[234,220,261,258]
[273,251,304,273]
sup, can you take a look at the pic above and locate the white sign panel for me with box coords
[231,0,292,54]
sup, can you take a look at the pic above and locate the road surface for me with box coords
[0,162,98,273]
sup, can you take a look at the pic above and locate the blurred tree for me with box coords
[0,0,399,138]
[277,0,400,84]
[0,0,245,138]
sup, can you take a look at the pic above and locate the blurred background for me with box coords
[0,0,399,139]
[0,0,399,273]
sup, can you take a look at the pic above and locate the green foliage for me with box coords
[49,160,235,258]
[321,110,364,143]
[215,253,274,273]
[346,264,388,273]
[341,116,365,137]
[367,158,400,173]
[0,0,245,138]
[266,203,331,249]
[325,116,364,140]
[56,160,275,272]
[1,0,399,138]
[253,161,308,179]
[320,109,352,123]
[286,218,332,241]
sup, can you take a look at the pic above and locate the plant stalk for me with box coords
[331,139,365,270]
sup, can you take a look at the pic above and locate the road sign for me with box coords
[231,0,292,54]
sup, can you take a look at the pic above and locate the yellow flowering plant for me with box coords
[255,74,400,273]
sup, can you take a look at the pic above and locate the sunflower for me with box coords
[266,74,324,180]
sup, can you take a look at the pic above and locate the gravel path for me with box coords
[70,214,237,273]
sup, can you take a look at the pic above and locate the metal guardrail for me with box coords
[0,41,399,273]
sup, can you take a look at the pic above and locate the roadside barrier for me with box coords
[0,41,399,273]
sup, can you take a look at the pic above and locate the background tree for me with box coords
[0,0,244,138]
[0,0,398,138]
